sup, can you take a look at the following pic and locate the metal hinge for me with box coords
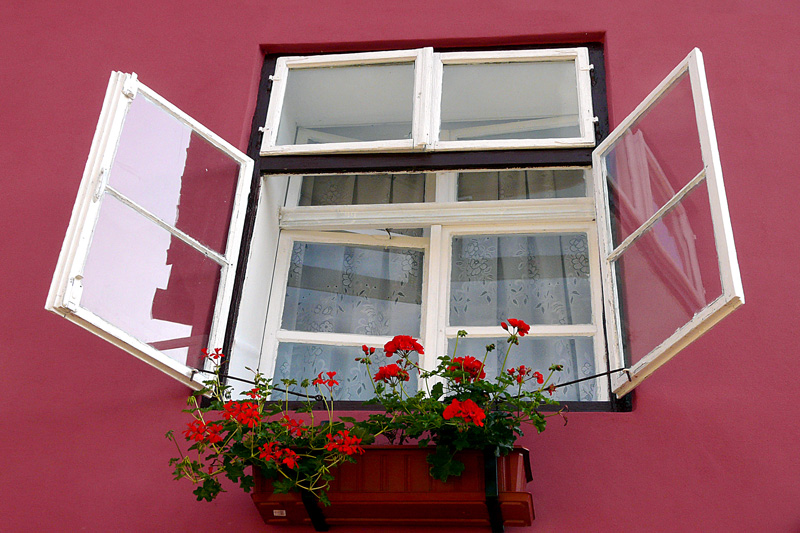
[122,73,139,99]
[64,275,84,312]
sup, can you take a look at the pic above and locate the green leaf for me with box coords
[427,446,465,482]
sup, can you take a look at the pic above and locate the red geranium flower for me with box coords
[373,363,410,383]
[183,420,207,442]
[280,415,309,438]
[259,442,300,470]
[506,318,530,337]
[533,371,544,384]
[325,430,364,456]
[312,371,339,388]
[201,348,225,360]
[205,423,224,444]
[447,356,486,383]
[443,398,485,427]
[383,335,424,357]
[222,401,261,429]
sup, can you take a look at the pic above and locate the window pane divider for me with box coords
[280,198,595,230]
[104,185,229,266]
[275,330,394,347]
[445,325,596,338]
[606,167,706,262]
[279,229,428,250]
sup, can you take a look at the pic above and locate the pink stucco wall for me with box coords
[2,1,798,531]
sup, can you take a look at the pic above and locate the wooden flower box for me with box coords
[251,446,534,531]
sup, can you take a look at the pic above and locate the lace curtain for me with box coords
[276,172,597,401]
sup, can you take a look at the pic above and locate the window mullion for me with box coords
[104,186,229,265]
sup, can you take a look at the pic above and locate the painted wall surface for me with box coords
[2,1,798,531]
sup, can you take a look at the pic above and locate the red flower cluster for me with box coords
[507,365,529,384]
[373,363,410,383]
[312,371,339,388]
[443,398,486,427]
[501,318,531,337]
[201,348,225,360]
[383,335,424,357]
[361,345,376,355]
[447,356,486,383]
[222,401,261,429]
[259,442,300,469]
[182,420,224,444]
[280,415,309,438]
[325,430,364,456]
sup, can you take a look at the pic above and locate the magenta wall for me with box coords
[2,1,798,531]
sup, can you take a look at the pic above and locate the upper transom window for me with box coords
[260,47,596,155]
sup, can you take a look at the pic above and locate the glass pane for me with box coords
[107,94,240,253]
[299,173,426,205]
[447,337,602,401]
[450,234,592,327]
[614,182,721,365]
[277,63,415,145]
[81,195,222,369]
[282,242,424,336]
[603,73,704,247]
[441,60,580,141]
[273,343,419,401]
[458,169,586,201]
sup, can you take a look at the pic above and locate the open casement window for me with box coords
[593,49,744,398]
[46,72,254,389]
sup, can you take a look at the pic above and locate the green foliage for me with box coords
[167,321,565,504]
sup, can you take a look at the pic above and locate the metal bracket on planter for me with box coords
[483,448,505,533]
[300,490,329,532]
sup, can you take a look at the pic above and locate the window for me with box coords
[47,46,743,408]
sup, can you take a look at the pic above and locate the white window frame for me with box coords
[48,48,743,405]
[45,72,253,389]
[431,48,596,150]
[259,47,595,156]
[259,229,430,381]
[251,168,607,400]
[259,48,434,156]
[593,48,744,398]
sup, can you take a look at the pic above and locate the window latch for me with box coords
[93,167,109,202]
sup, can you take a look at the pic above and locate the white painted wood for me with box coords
[445,325,596,338]
[47,72,128,313]
[280,48,424,69]
[46,72,254,389]
[284,174,303,207]
[276,330,395,347]
[586,224,610,401]
[105,186,228,265]
[434,172,458,203]
[688,49,744,304]
[68,306,205,388]
[606,167,706,262]
[278,230,428,250]
[260,58,289,152]
[280,198,595,230]
[439,48,586,64]
[421,225,444,371]
[229,176,289,396]
[575,47,596,143]
[413,48,434,148]
[592,49,744,398]
[262,139,416,156]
